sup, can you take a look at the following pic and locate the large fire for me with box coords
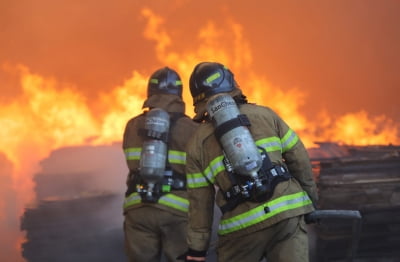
[0,7,399,262]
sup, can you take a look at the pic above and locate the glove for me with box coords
[177,248,207,261]
[304,202,319,224]
[304,212,315,224]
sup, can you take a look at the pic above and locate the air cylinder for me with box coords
[206,94,262,178]
[140,108,170,193]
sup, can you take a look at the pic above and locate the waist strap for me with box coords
[220,165,291,214]
[162,170,186,191]
[124,192,189,212]
[125,170,186,202]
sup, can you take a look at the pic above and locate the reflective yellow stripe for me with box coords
[158,194,189,212]
[218,191,312,235]
[123,192,189,213]
[125,148,186,164]
[123,192,141,209]
[124,147,141,160]
[206,72,221,83]
[187,172,209,188]
[187,135,285,189]
[168,150,186,164]
[187,155,224,188]
[203,156,224,182]
[255,137,282,152]
[281,129,299,153]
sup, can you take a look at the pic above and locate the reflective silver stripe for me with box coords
[124,148,186,164]
[187,172,209,188]
[255,137,282,152]
[123,192,141,209]
[281,129,299,152]
[124,147,141,160]
[187,155,225,188]
[123,192,188,213]
[158,194,189,212]
[218,191,312,235]
[202,155,225,183]
[168,150,186,164]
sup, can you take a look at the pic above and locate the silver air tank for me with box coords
[206,94,262,178]
[140,108,170,196]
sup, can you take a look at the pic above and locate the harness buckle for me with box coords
[221,165,292,213]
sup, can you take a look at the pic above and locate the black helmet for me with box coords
[147,67,183,97]
[189,62,235,104]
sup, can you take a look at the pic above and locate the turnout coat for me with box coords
[185,102,318,251]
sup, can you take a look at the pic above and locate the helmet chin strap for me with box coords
[232,94,248,104]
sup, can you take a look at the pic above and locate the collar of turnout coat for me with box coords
[142,94,185,113]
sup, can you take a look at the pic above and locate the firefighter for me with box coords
[123,67,198,262]
[180,62,319,262]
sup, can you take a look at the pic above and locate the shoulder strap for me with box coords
[165,112,185,169]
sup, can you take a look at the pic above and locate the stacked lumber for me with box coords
[20,144,127,262]
[311,143,400,262]
[21,194,126,262]
[20,143,400,262]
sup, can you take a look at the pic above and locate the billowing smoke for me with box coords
[21,144,128,261]
[0,153,25,262]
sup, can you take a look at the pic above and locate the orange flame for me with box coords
[312,110,400,146]
[0,7,399,261]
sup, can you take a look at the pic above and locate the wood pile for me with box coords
[20,145,127,262]
[20,143,400,261]
[310,143,400,262]
[20,193,126,262]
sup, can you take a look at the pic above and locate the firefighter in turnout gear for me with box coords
[180,62,318,262]
[123,67,198,262]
